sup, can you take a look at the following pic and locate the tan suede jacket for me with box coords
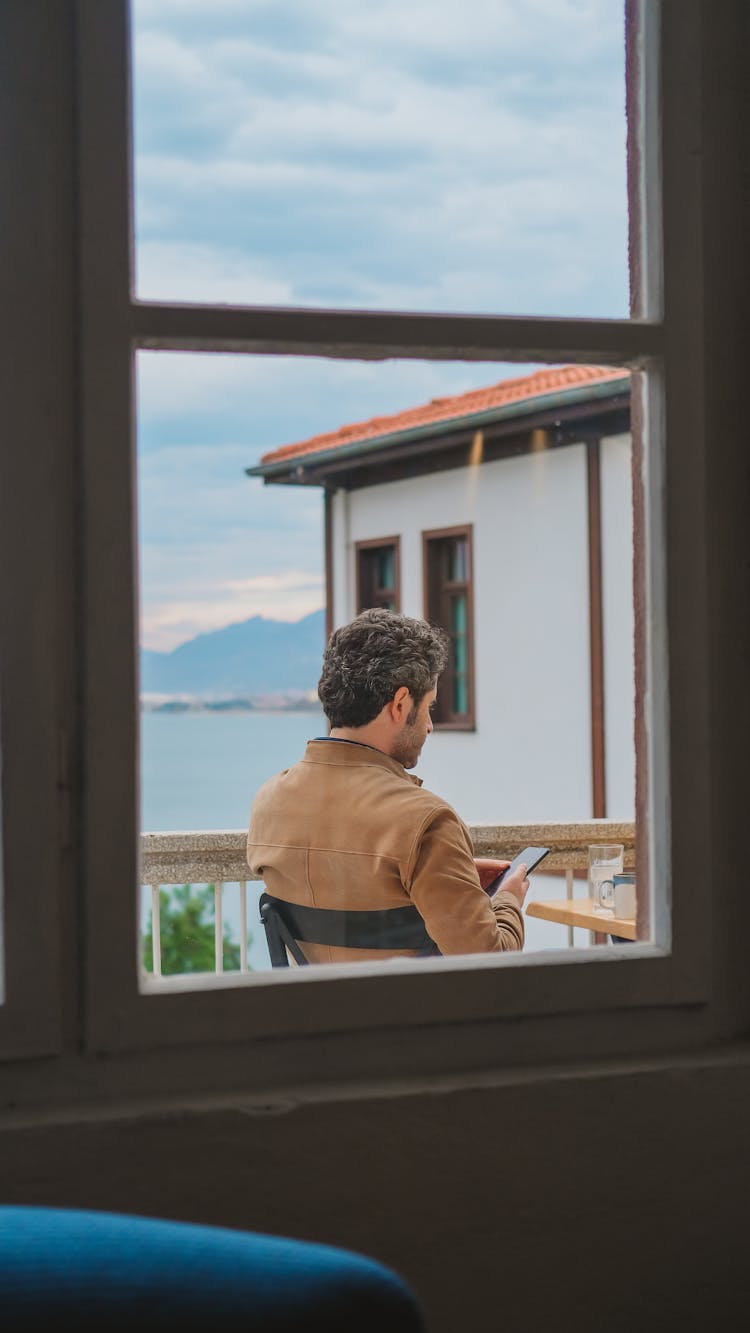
[247,738,524,964]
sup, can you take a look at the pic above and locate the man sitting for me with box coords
[247,608,528,964]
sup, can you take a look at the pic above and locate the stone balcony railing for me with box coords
[140,820,636,978]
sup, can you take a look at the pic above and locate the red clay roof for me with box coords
[260,364,630,467]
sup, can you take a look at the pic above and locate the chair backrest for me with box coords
[259,892,437,967]
[0,1205,426,1330]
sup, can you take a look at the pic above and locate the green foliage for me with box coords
[142,882,247,976]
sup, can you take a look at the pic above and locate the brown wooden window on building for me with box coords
[423,526,474,728]
[355,537,401,613]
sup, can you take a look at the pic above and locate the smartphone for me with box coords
[485,845,550,895]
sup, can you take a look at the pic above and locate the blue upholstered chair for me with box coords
[0,1205,425,1330]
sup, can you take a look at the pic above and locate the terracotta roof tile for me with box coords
[260,364,630,466]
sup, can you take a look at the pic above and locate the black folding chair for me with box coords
[259,892,438,966]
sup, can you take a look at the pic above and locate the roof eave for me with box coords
[246,374,631,485]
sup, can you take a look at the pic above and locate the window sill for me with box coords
[79,929,711,1064]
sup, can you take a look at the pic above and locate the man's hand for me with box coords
[473,857,510,891]
[494,861,530,908]
[474,858,530,907]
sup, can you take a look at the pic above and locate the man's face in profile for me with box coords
[391,685,437,770]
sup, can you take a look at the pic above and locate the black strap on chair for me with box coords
[259,892,438,967]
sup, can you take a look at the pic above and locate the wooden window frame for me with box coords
[3,1,745,1089]
[355,536,401,614]
[67,0,713,1053]
[422,525,475,730]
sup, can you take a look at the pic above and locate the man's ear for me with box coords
[390,685,411,720]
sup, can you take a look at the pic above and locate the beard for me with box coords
[390,703,425,770]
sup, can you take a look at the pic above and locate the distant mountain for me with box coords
[140,609,326,699]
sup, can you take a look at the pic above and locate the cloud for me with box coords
[130,2,627,632]
[135,352,547,639]
[136,241,295,304]
[135,351,533,449]
[226,571,324,596]
[142,571,325,651]
[131,0,628,316]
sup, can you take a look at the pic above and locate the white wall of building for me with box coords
[334,444,600,819]
[331,437,635,953]
[330,486,351,627]
[600,433,636,819]
[333,436,635,825]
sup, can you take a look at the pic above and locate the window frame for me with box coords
[422,525,475,729]
[0,1,78,1060]
[355,536,401,614]
[3,0,732,1075]
[82,0,710,1057]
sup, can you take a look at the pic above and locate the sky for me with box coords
[132,0,628,651]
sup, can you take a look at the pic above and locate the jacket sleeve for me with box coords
[405,805,524,955]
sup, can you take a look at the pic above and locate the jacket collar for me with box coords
[303,737,424,786]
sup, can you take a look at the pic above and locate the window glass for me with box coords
[451,593,469,712]
[131,0,628,317]
[376,549,395,597]
[357,541,400,613]
[425,529,474,726]
[450,539,468,584]
[137,352,639,982]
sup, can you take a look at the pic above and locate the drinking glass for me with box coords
[588,844,624,914]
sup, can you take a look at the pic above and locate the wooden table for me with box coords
[526,896,637,941]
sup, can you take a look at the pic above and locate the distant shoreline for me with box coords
[141,696,321,715]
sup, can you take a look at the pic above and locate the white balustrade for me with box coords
[140,821,636,979]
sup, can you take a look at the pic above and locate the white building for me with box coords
[250,364,636,829]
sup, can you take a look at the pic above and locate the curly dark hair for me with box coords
[318,608,450,728]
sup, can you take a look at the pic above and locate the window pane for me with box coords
[449,539,468,583]
[451,596,464,635]
[358,543,398,611]
[451,592,467,632]
[452,673,468,716]
[376,548,395,592]
[449,592,469,712]
[131,1,628,317]
[137,353,640,978]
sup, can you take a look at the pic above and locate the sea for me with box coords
[141,708,327,835]
[141,708,327,971]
